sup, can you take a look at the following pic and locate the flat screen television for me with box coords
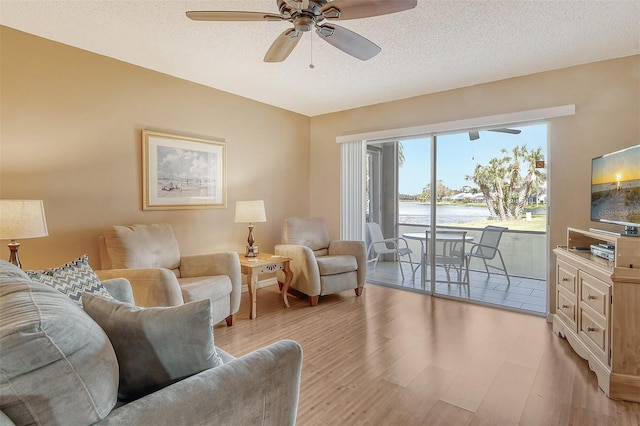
[590,144,640,236]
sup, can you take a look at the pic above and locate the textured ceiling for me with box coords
[1,1,639,116]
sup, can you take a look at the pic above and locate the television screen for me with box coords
[591,144,640,230]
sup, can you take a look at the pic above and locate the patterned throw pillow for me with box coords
[26,255,114,306]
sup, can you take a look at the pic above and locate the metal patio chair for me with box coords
[426,230,469,285]
[366,222,414,280]
[464,225,511,285]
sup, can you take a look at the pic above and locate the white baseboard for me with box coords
[241,277,278,293]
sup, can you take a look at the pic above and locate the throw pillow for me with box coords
[82,293,223,401]
[26,255,114,306]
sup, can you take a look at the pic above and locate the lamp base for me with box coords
[8,241,21,269]
[245,245,259,257]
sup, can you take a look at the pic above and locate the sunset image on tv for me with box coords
[591,144,640,226]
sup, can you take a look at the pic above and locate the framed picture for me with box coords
[142,130,226,210]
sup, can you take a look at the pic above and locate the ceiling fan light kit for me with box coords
[186,0,417,63]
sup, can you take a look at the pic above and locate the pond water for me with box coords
[399,203,547,225]
[399,203,490,225]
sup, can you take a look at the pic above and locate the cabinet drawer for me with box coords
[556,288,577,331]
[557,259,577,294]
[579,271,610,318]
[579,307,608,364]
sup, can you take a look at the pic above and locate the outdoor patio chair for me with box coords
[463,225,510,285]
[426,229,469,285]
[365,222,414,280]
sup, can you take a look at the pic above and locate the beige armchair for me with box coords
[274,217,366,306]
[96,223,241,326]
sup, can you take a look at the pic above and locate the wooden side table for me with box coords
[238,253,293,319]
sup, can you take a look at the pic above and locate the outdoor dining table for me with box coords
[402,231,475,285]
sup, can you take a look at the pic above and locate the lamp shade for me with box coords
[0,200,49,240]
[234,200,267,223]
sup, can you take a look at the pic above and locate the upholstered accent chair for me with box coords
[96,223,241,326]
[274,217,366,306]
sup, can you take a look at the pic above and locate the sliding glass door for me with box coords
[431,127,547,312]
[367,124,549,314]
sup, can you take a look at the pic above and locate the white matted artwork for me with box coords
[142,130,226,210]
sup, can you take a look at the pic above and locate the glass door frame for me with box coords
[366,128,550,303]
[366,146,382,225]
[341,105,576,315]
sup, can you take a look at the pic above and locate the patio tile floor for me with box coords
[366,260,547,315]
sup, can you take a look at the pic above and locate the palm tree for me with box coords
[513,146,546,218]
[467,163,500,219]
[490,156,510,220]
[467,145,545,221]
[504,146,521,219]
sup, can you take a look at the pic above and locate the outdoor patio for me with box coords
[366,259,547,315]
[364,223,548,315]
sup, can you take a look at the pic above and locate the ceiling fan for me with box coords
[186,0,417,62]
[468,128,522,141]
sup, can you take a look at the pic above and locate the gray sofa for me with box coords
[0,260,302,426]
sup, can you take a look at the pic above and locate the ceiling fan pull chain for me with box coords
[309,31,315,69]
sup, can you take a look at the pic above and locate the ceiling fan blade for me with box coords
[264,29,303,62]
[489,128,522,134]
[469,131,480,141]
[186,11,285,21]
[316,24,380,61]
[321,0,417,20]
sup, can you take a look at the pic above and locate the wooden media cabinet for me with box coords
[553,227,640,402]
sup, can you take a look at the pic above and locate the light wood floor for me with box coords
[214,284,640,426]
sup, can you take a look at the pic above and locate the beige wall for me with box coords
[0,26,311,270]
[2,24,638,311]
[309,55,639,311]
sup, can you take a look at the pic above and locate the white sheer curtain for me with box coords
[340,140,366,240]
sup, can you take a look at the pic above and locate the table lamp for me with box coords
[235,200,266,257]
[0,200,49,269]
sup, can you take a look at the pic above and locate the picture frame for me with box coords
[142,130,226,210]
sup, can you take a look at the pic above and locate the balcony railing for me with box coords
[398,223,546,280]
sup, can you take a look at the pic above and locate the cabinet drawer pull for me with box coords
[587,294,597,300]
[561,304,570,309]
[587,326,598,332]
[562,277,570,282]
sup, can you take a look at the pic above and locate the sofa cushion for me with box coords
[316,255,358,276]
[0,260,119,426]
[26,254,114,306]
[178,275,232,303]
[103,223,181,270]
[82,294,223,402]
[0,263,30,280]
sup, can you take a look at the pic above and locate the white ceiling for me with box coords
[1,1,639,117]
